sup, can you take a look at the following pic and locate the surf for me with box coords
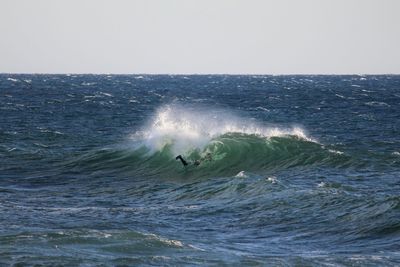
[119,105,348,177]
[64,105,352,179]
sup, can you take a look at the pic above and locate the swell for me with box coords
[63,133,352,179]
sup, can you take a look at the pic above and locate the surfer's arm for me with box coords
[175,155,188,166]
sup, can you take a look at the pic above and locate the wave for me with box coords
[133,105,315,155]
[65,105,351,178]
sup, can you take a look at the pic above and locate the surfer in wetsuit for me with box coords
[175,153,212,167]
[175,155,188,166]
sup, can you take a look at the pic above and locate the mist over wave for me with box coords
[133,104,314,155]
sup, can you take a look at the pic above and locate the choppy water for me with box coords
[1,74,400,266]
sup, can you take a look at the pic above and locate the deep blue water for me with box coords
[1,74,400,266]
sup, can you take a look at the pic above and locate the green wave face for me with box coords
[68,133,349,180]
[67,105,351,179]
[128,106,350,178]
[138,133,349,178]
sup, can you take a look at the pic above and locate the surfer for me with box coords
[175,155,188,166]
[175,153,212,167]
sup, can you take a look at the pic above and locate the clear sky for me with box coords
[1,0,399,74]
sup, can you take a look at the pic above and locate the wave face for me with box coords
[1,74,400,266]
[113,105,348,178]
[66,105,352,180]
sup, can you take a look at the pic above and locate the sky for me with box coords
[0,0,399,74]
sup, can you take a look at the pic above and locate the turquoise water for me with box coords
[1,74,400,266]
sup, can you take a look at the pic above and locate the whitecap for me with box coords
[153,92,163,98]
[81,82,96,86]
[235,171,248,178]
[160,239,183,247]
[362,89,374,93]
[266,176,278,184]
[145,233,184,248]
[100,92,113,97]
[365,101,390,107]
[7,78,18,82]
[255,106,269,111]
[132,105,316,155]
[84,95,97,99]
[328,149,344,155]
[335,94,346,99]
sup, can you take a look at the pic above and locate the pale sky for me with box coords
[0,0,399,74]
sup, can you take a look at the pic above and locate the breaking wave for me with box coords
[66,105,351,178]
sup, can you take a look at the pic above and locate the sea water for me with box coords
[0,74,399,266]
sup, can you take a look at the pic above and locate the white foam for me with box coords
[81,82,96,86]
[100,92,113,97]
[133,105,315,155]
[328,149,344,155]
[7,78,18,82]
[145,233,184,248]
[365,101,390,107]
[266,176,278,183]
[255,106,269,111]
[235,171,248,178]
[335,94,346,99]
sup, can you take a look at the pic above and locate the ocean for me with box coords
[1,74,399,266]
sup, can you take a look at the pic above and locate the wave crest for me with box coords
[132,105,315,156]
[66,106,350,178]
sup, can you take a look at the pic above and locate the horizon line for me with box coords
[1,72,399,76]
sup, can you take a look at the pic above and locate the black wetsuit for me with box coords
[175,154,212,167]
[175,155,188,166]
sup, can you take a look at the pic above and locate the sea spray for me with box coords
[133,104,315,157]
[101,104,352,178]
